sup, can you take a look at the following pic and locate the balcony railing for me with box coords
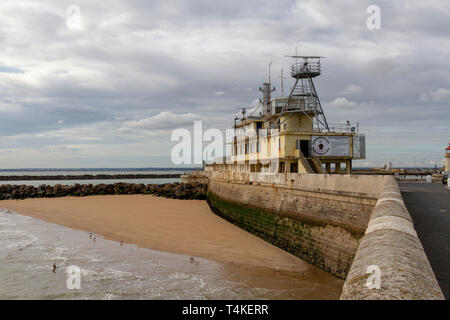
[316,122,356,133]
[290,62,321,78]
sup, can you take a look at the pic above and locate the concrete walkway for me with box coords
[399,182,450,299]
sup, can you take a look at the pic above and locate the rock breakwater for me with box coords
[0,182,207,200]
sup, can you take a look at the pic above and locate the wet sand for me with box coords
[1,195,311,271]
[0,195,343,299]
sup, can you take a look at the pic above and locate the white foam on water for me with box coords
[0,208,342,300]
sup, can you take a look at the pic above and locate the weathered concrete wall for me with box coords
[181,171,210,184]
[210,171,385,197]
[341,177,444,299]
[206,172,383,278]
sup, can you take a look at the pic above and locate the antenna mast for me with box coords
[268,62,272,84]
[279,69,285,97]
[259,63,276,117]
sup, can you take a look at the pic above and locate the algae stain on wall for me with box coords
[207,191,360,279]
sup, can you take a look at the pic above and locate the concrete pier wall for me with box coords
[206,172,383,278]
[186,170,443,299]
[340,177,444,299]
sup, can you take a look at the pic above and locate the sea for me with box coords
[0,209,342,300]
[0,168,193,186]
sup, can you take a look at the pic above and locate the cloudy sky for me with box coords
[0,0,449,168]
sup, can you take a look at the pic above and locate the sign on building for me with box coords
[311,136,350,156]
[353,134,366,159]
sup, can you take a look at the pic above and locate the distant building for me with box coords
[445,143,450,172]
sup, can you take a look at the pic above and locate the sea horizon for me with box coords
[0,167,202,172]
[0,166,437,172]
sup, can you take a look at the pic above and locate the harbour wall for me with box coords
[340,178,443,299]
[183,171,444,299]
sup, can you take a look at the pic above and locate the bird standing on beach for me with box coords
[89,233,92,239]
[52,263,57,274]
[120,241,123,246]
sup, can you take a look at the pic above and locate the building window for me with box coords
[279,161,285,173]
[257,141,260,153]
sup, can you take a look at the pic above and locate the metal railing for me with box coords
[295,149,314,173]
[315,122,356,133]
[291,62,321,77]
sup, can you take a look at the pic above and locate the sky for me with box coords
[0,0,449,168]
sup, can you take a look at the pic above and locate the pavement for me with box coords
[399,182,450,299]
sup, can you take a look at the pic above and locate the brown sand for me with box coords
[0,195,317,273]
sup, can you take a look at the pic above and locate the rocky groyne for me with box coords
[0,182,207,200]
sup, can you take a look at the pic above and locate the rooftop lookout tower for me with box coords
[275,56,329,133]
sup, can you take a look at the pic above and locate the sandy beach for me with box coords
[0,195,317,274]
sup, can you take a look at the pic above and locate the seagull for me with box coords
[52,263,57,274]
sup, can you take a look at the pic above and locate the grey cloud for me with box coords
[0,0,449,167]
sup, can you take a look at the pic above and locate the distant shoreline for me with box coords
[0,167,201,172]
[0,174,182,181]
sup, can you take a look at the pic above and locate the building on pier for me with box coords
[205,56,366,174]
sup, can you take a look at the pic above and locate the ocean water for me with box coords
[0,209,342,300]
[0,169,192,176]
[0,169,188,186]
[0,178,180,187]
